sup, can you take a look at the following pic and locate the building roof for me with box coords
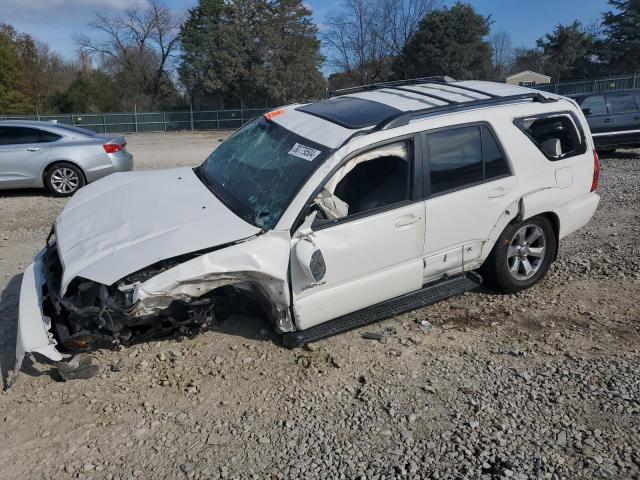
[505,70,551,82]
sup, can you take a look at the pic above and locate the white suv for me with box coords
[14,79,600,378]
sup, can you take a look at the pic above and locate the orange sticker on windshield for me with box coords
[264,108,285,120]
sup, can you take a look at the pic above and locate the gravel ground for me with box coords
[0,133,638,480]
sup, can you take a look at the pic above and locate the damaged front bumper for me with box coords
[11,251,65,386]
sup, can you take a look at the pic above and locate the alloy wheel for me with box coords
[506,224,547,281]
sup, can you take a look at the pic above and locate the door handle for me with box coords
[395,215,421,227]
[26,147,40,152]
[488,187,511,198]
[604,118,612,123]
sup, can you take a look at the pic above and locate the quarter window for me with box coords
[516,114,584,161]
[580,95,608,116]
[607,94,638,114]
[425,125,510,195]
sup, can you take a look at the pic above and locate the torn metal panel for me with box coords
[132,230,293,329]
[55,166,261,294]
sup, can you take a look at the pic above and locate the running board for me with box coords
[282,272,482,348]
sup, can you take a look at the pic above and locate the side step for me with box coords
[282,272,482,348]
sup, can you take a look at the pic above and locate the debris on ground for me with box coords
[55,353,101,381]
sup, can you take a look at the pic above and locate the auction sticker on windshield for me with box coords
[288,143,322,162]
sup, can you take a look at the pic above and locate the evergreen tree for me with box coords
[601,0,640,73]
[394,2,493,80]
[536,21,597,81]
[263,0,325,104]
[0,32,27,113]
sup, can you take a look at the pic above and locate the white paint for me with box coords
[55,167,260,294]
[14,81,602,379]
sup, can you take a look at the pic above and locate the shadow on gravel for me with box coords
[0,188,50,199]
[599,149,638,160]
[0,274,22,389]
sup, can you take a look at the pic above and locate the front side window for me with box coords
[313,140,411,221]
[199,117,331,230]
[0,127,61,145]
[607,94,638,114]
[516,114,585,160]
[580,95,608,116]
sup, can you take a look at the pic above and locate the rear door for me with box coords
[420,124,518,279]
[604,92,640,146]
[0,127,56,187]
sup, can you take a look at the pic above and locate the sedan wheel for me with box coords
[45,162,86,197]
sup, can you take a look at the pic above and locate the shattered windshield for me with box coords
[200,117,331,230]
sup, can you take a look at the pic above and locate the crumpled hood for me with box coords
[55,167,261,293]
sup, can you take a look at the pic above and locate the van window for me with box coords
[516,114,585,161]
[581,96,608,116]
[607,94,638,114]
[425,125,510,196]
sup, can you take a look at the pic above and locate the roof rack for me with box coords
[376,92,556,131]
[330,76,455,97]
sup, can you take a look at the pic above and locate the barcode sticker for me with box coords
[288,143,321,161]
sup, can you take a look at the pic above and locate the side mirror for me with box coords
[581,107,591,116]
[295,239,326,283]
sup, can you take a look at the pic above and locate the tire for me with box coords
[483,216,557,294]
[44,162,86,197]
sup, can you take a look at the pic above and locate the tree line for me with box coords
[0,0,638,115]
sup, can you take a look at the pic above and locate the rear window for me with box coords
[607,94,638,114]
[515,113,586,161]
[54,124,97,136]
[425,124,510,196]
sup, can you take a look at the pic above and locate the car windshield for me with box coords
[199,116,331,229]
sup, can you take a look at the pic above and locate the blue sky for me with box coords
[3,0,613,68]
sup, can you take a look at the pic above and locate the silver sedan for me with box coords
[0,120,134,196]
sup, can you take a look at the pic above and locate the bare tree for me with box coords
[490,30,514,79]
[381,0,439,79]
[324,0,439,86]
[75,0,181,109]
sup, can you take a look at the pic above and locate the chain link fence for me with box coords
[0,108,271,134]
[534,73,640,96]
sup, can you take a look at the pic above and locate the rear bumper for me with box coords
[556,192,600,239]
[12,252,64,383]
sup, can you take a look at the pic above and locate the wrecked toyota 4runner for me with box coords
[14,78,600,382]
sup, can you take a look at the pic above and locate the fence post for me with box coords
[134,104,138,133]
[216,111,220,130]
[190,103,194,131]
[634,72,638,89]
[102,113,106,134]
[71,114,75,126]
[163,112,167,132]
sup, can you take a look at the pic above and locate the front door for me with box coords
[0,126,52,187]
[290,137,426,330]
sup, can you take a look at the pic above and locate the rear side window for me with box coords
[580,95,608,116]
[425,124,510,196]
[607,94,638,114]
[0,127,62,145]
[516,114,585,161]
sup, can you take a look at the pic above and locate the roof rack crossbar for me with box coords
[423,80,499,98]
[383,86,457,105]
[375,92,556,131]
[330,76,451,97]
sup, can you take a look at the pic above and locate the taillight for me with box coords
[103,143,124,154]
[591,149,600,192]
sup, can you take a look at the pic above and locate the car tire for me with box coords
[44,162,86,197]
[483,216,557,294]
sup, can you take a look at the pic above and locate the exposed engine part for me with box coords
[39,244,270,353]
